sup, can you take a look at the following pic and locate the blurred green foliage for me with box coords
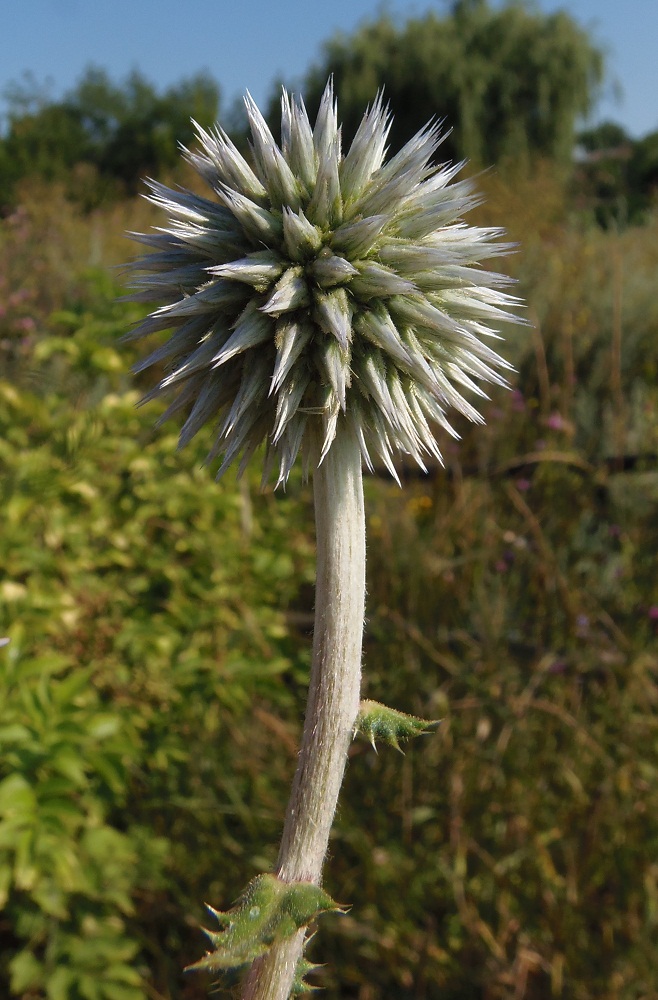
[0,372,315,999]
[1,99,658,1000]
[1,1,657,226]
[0,67,220,207]
[296,0,603,167]
[576,121,658,227]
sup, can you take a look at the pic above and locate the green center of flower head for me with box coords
[127,80,522,485]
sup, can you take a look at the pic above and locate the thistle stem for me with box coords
[241,430,366,1000]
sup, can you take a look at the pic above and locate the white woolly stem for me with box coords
[240,430,366,1000]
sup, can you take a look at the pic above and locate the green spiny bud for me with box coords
[292,936,323,996]
[355,699,441,752]
[187,873,342,975]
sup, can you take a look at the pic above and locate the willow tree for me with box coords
[296,0,604,168]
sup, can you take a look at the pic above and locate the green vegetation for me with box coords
[190,874,340,980]
[1,156,657,999]
[1,2,658,995]
[1,3,656,225]
[576,121,658,226]
[0,67,219,207]
[297,0,603,167]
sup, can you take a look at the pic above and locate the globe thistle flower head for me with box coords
[126,80,523,485]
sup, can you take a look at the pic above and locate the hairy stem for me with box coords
[240,430,366,1000]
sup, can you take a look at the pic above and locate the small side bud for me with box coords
[187,873,343,976]
[355,699,441,752]
[292,935,324,996]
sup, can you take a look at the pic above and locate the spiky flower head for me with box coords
[126,80,522,484]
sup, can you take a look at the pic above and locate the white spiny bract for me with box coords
[126,81,522,485]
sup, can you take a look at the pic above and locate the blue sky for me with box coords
[1,0,655,138]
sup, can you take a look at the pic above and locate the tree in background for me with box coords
[0,73,90,195]
[574,121,633,227]
[297,0,604,169]
[0,3,652,222]
[0,68,220,207]
[575,121,658,226]
[75,68,220,190]
[628,129,658,214]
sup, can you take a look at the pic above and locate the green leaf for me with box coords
[0,774,36,816]
[0,723,31,745]
[46,965,76,1000]
[78,972,103,1000]
[354,700,441,751]
[9,949,43,992]
[85,714,121,740]
[187,873,342,974]
[7,653,71,680]
[50,749,89,787]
